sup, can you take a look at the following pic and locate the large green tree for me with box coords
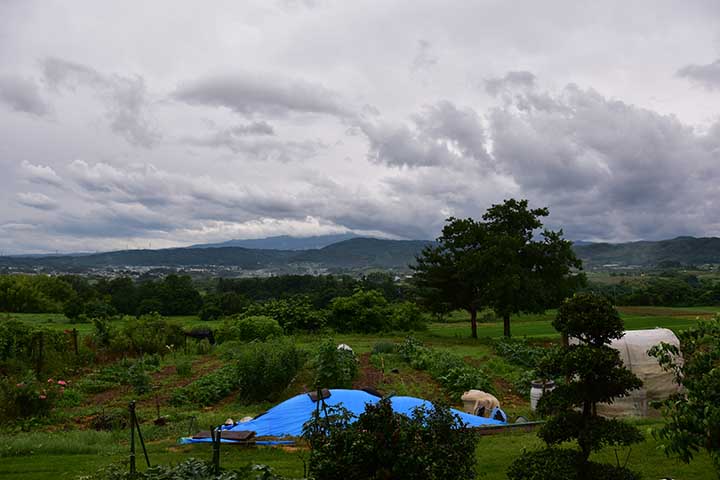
[412,199,583,338]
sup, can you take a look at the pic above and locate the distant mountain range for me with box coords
[572,236,720,268]
[2,235,719,274]
[0,237,432,273]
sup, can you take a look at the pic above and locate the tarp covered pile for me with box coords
[180,389,506,444]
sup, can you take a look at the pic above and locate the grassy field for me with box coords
[6,305,717,340]
[1,306,718,479]
[0,423,714,479]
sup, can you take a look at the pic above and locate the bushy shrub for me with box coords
[649,316,720,474]
[127,362,151,395]
[389,302,427,331]
[170,364,237,407]
[0,321,76,377]
[327,290,389,333]
[246,296,326,332]
[0,375,69,421]
[118,314,185,355]
[175,357,193,377]
[198,303,223,322]
[312,338,358,389]
[232,338,304,403]
[371,341,396,354]
[399,336,493,399]
[172,339,304,406]
[217,315,282,343]
[304,398,477,480]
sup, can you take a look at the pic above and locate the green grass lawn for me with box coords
[0,423,714,479]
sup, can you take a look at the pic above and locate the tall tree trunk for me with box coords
[470,307,478,339]
[503,312,511,337]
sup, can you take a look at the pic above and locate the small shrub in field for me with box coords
[128,362,151,395]
[0,375,69,420]
[327,289,389,333]
[198,303,223,322]
[172,338,303,406]
[389,302,427,331]
[312,338,358,389]
[195,338,212,355]
[304,398,477,480]
[217,315,282,343]
[233,338,304,403]
[170,364,237,407]
[246,296,326,332]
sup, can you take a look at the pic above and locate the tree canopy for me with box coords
[649,316,720,475]
[412,198,583,338]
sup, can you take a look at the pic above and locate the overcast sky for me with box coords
[1,0,719,253]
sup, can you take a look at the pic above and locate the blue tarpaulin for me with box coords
[180,389,506,444]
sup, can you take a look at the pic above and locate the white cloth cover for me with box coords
[574,328,682,418]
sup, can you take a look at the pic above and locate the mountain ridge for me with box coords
[2,235,720,273]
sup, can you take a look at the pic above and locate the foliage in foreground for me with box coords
[312,338,358,389]
[80,458,297,480]
[649,315,720,475]
[509,293,643,479]
[303,397,476,480]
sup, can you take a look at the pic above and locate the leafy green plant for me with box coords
[176,357,193,377]
[649,315,720,474]
[232,338,304,403]
[399,336,493,399]
[303,397,477,480]
[327,289,389,333]
[170,364,237,407]
[494,337,546,368]
[246,296,326,332]
[217,315,283,343]
[172,339,303,406]
[371,341,396,354]
[389,301,427,331]
[312,338,358,389]
[127,362,151,395]
[0,375,68,421]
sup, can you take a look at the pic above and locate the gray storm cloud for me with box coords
[174,74,353,117]
[0,75,49,116]
[677,58,720,90]
[43,58,159,147]
[1,0,719,253]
